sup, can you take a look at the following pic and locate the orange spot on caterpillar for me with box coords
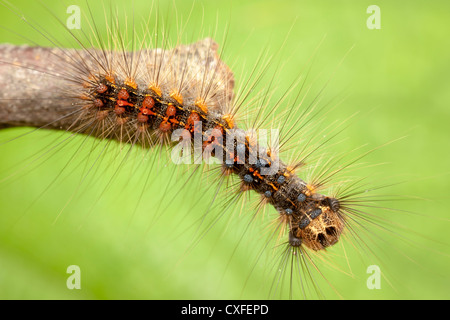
[222,113,235,129]
[114,105,126,115]
[195,98,208,114]
[148,83,162,97]
[137,113,148,123]
[187,112,200,124]
[159,121,172,132]
[117,89,129,101]
[305,184,316,196]
[125,78,137,89]
[140,97,156,117]
[170,89,183,104]
[248,167,263,180]
[140,107,156,116]
[166,105,177,117]
[105,74,115,84]
[269,182,278,191]
[142,96,155,109]
[185,112,200,132]
[93,99,104,108]
[117,100,133,107]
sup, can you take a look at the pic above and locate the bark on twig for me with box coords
[0,45,78,130]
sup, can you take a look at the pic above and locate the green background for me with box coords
[0,0,449,299]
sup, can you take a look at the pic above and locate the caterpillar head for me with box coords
[290,197,345,251]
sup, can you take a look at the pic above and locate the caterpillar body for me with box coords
[0,0,449,300]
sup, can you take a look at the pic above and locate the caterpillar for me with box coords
[0,0,448,300]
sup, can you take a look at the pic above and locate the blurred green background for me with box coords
[0,0,449,299]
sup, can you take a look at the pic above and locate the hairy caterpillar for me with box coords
[0,0,449,301]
